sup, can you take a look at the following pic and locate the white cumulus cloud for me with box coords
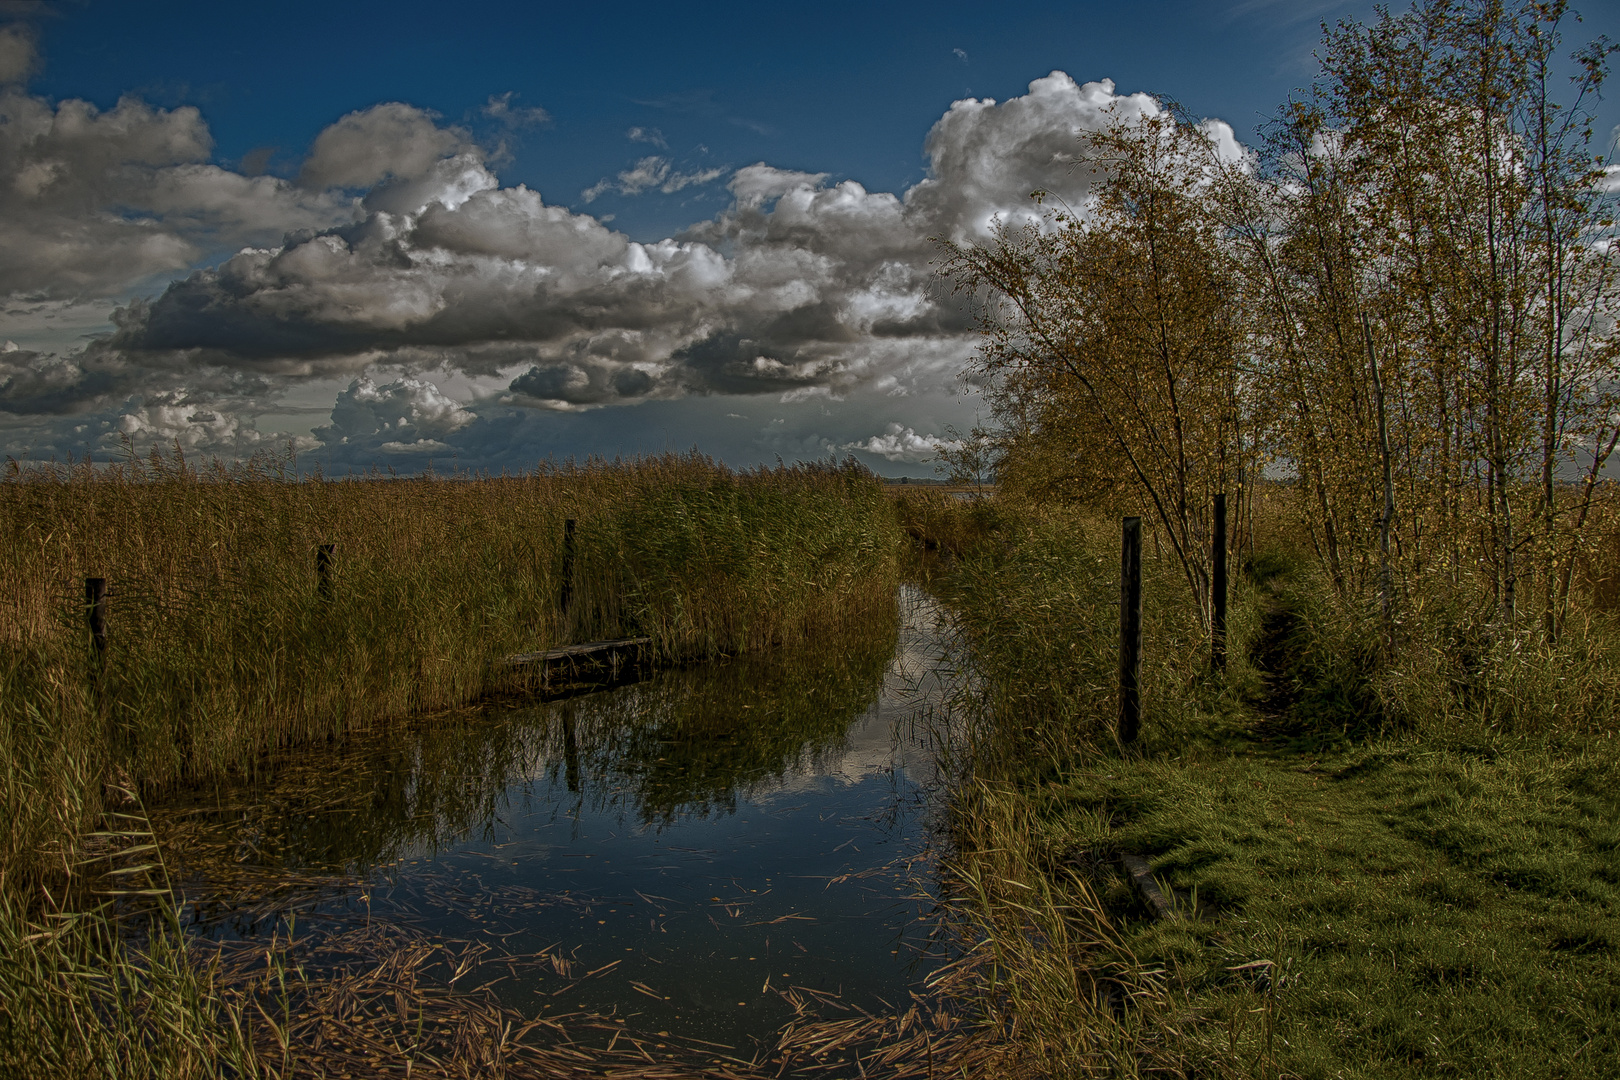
[581,155,727,202]
[0,66,1238,469]
[840,423,958,462]
[313,375,474,459]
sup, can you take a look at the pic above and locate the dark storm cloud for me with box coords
[0,344,124,414]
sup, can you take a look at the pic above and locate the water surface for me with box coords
[157,586,956,1050]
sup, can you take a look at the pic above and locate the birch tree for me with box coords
[943,108,1254,627]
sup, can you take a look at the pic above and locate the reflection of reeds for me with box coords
[118,583,985,1078]
[144,610,902,912]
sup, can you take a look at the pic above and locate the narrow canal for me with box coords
[152,584,959,1056]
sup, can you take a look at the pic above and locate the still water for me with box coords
[156,585,957,1050]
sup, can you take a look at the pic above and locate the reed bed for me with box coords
[0,777,265,1080]
[927,494,1262,778]
[0,891,265,1080]
[2,450,898,881]
[888,488,996,563]
[0,449,902,1077]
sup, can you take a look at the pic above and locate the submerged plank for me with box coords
[503,637,653,668]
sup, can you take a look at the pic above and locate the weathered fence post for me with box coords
[1213,493,1227,671]
[316,544,335,601]
[1119,517,1142,745]
[85,577,108,663]
[559,518,576,615]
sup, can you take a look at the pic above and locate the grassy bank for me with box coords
[923,491,1620,1077]
[0,450,901,1078]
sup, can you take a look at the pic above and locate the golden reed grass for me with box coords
[0,447,905,1080]
[1,449,901,886]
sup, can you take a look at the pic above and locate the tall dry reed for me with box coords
[0,449,901,1078]
[1,449,899,890]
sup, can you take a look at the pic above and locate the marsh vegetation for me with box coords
[0,452,907,1078]
[896,1,1620,1074]
[6,1,1620,1076]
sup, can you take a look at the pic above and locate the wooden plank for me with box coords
[503,637,652,668]
[1120,854,1179,921]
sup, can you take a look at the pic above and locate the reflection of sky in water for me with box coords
[160,586,956,1050]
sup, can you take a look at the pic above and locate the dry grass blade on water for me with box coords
[770,977,1009,1079]
[196,912,1012,1080]
[153,826,1011,1078]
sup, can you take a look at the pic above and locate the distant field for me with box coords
[882,476,996,493]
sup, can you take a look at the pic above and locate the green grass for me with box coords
[1044,739,1620,1077]
[925,492,1620,1078]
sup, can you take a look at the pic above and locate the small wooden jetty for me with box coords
[502,637,653,693]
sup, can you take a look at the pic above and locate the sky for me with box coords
[1,0,1616,475]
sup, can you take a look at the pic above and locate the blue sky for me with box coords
[29,1,1380,240]
[2,0,1616,474]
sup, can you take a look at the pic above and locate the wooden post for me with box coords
[1213,493,1228,671]
[559,518,576,615]
[1119,517,1142,745]
[85,577,107,663]
[316,544,335,601]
